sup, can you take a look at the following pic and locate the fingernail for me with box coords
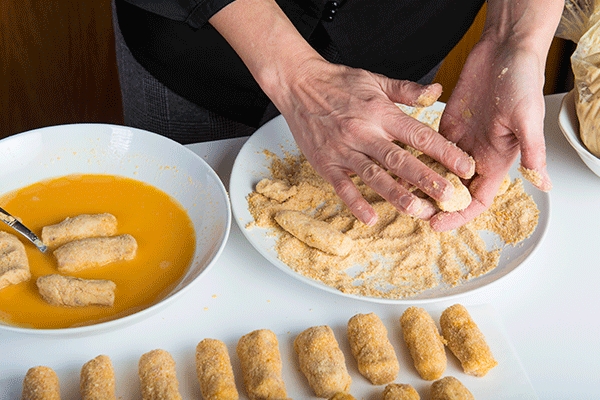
[356,205,378,226]
[399,195,435,219]
[456,156,475,178]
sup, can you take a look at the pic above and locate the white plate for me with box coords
[230,109,550,304]
[0,123,231,336]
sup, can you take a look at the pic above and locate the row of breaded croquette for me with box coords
[20,303,496,399]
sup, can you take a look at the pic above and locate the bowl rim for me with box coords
[0,122,232,336]
[558,89,600,162]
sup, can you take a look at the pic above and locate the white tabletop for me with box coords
[1,93,598,399]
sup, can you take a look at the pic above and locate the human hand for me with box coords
[430,38,552,232]
[275,59,475,226]
[209,0,474,225]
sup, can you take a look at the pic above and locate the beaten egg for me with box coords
[0,174,195,329]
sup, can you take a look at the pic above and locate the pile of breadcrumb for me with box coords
[246,107,539,300]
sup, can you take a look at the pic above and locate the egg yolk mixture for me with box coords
[0,174,195,329]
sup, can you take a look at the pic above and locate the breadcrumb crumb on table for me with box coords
[80,355,116,400]
[0,231,31,291]
[21,365,61,400]
[138,349,182,400]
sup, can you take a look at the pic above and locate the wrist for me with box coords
[481,0,563,61]
[209,0,325,108]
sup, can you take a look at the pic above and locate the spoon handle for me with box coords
[0,207,47,253]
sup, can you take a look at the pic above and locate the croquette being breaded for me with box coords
[196,338,239,400]
[236,329,288,400]
[37,274,116,307]
[347,313,399,385]
[0,231,30,291]
[440,304,497,377]
[294,325,351,398]
[80,355,116,400]
[417,155,471,212]
[54,234,137,273]
[21,366,60,400]
[400,307,447,380]
[138,349,182,400]
[42,213,118,248]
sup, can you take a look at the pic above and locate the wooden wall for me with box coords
[0,0,122,140]
[0,2,573,140]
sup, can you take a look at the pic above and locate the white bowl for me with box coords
[558,90,600,177]
[0,123,231,336]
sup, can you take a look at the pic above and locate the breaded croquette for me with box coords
[274,210,353,256]
[0,231,30,291]
[400,307,447,380]
[21,366,60,400]
[80,355,116,400]
[37,274,116,307]
[54,234,137,273]
[236,329,287,400]
[195,338,239,400]
[347,313,399,385]
[382,383,420,400]
[440,304,497,377]
[329,393,356,400]
[138,349,182,400]
[41,213,118,248]
[430,376,474,400]
[294,325,351,398]
[255,178,297,202]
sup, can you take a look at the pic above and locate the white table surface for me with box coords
[1,93,598,399]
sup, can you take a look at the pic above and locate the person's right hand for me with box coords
[273,58,476,226]
[210,0,475,225]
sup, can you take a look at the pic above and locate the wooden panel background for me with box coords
[0,0,122,140]
[0,2,574,140]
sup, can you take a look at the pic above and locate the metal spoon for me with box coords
[0,206,47,253]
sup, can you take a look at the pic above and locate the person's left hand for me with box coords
[430,37,552,232]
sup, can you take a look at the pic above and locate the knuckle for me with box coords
[360,162,384,184]
[382,148,409,170]
[333,179,358,201]
[339,117,366,137]
[405,125,436,150]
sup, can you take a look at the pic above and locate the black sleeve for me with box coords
[119,0,236,28]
